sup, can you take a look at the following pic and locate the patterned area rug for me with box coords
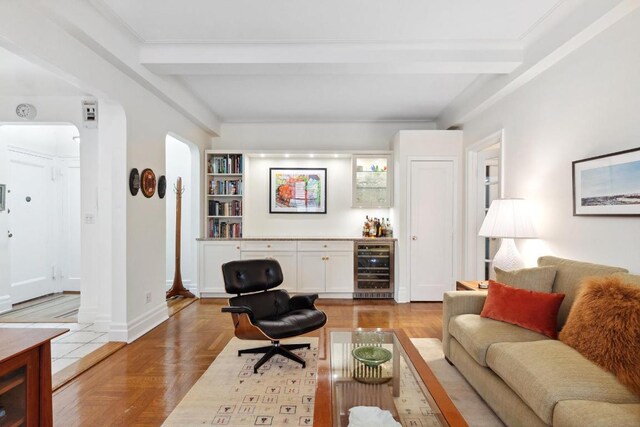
[163,337,318,426]
[164,337,503,427]
[412,338,504,427]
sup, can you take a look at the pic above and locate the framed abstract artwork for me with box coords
[572,147,640,216]
[269,168,327,214]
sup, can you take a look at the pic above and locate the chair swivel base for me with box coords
[238,341,311,373]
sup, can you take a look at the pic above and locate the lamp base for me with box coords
[492,238,524,272]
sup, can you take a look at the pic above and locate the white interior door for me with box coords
[409,160,454,301]
[7,150,55,303]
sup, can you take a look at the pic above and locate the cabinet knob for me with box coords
[323,244,327,248]
[236,246,240,250]
[267,244,271,248]
[411,236,418,241]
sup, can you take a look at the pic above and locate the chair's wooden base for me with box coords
[238,341,311,373]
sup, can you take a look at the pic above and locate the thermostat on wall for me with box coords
[82,99,98,128]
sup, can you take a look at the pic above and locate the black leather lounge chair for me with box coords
[221,259,328,373]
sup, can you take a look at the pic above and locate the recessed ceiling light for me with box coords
[334,154,339,158]
[309,154,315,158]
[260,153,265,158]
[284,153,290,158]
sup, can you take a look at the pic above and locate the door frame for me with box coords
[464,130,505,279]
[406,156,459,301]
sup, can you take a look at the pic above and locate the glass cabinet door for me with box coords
[352,154,393,208]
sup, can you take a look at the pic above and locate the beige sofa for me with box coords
[442,256,640,427]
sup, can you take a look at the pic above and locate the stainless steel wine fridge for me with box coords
[353,240,395,299]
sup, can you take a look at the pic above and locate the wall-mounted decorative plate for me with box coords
[129,168,140,196]
[158,175,167,199]
[141,168,156,198]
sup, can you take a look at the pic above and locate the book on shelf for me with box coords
[208,200,242,216]
[208,218,242,238]
[208,154,243,174]
[208,179,243,196]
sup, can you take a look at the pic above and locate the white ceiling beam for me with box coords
[31,0,222,135]
[140,42,523,75]
[438,0,639,129]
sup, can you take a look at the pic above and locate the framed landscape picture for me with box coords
[572,147,640,216]
[270,168,327,213]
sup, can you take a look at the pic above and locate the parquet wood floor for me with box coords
[52,298,443,426]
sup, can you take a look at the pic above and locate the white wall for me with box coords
[214,122,436,151]
[392,130,464,302]
[215,122,431,239]
[459,8,640,273]
[244,157,390,237]
[165,135,195,290]
[1,3,212,341]
[1,125,79,157]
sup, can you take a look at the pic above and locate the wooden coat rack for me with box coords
[166,176,195,299]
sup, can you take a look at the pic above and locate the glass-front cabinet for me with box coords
[352,154,393,208]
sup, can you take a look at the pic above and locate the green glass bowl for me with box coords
[352,346,392,367]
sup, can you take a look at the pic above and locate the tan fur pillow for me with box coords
[559,276,640,395]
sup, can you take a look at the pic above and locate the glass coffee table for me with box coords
[314,328,467,427]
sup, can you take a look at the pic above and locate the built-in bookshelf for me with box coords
[205,151,243,238]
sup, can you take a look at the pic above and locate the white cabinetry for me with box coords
[297,252,327,293]
[198,241,240,296]
[198,239,355,297]
[297,241,354,295]
[240,241,297,292]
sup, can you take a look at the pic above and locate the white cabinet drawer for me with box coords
[240,240,297,251]
[297,240,354,252]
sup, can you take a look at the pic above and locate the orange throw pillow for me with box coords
[481,280,565,338]
[559,276,640,395]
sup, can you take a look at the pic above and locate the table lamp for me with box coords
[478,198,537,271]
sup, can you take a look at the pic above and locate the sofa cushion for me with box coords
[486,340,640,425]
[614,272,640,287]
[537,256,628,328]
[553,401,640,427]
[481,280,565,338]
[448,314,549,367]
[559,275,640,395]
[495,265,557,292]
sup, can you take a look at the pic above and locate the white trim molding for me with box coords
[109,302,169,343]
[464,130,504,279]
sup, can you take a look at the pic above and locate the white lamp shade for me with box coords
[478,198,537,239]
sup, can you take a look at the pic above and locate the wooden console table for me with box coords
[455,280,487,291]
[0,328,68,427]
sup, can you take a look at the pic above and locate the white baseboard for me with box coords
[317,293,353,299]
[0,294,12,315]
[77,304,98,324]
[199,292,228,299]
[109,302,168,343]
